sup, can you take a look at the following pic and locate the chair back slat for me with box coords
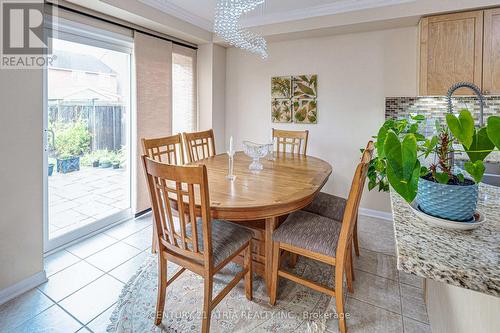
[187,183,199,253]
[175,182,189,250]
[336,141,374,262]
[273,128,309,155]
[142,134,185,165]
[155,178,177,245]
[142,156,213,265]
[183,129,216,163]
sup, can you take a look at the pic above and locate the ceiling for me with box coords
[138,0,416,31]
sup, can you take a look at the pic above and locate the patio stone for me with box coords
[94,207,121,220]
[50,210,89,229]
[49,200,81,215]
[74,201,117,217]
[48,167,128,239]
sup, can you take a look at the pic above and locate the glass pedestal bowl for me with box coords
[243,141,269,171]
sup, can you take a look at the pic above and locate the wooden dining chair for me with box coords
[272,128,309,155]
[299,192,358,259]
[270,142,374,333]
[142,134,186,253]
[183,129,216,163]
[293,141,375,265]
[142,134,185,165]
[273,128,308,269]
[142,156,253,333]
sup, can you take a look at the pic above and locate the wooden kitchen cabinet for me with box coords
[419,11,483,96]
[483,8,500,95]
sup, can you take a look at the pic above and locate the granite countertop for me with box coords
[391,183,500,297]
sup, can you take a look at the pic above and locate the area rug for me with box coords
[107,254,340,332]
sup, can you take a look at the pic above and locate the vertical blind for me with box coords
[134,31,173,212]
[172,45,197,134]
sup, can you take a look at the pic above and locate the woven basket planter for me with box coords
[416,177,478,222]
[56,156,80,174]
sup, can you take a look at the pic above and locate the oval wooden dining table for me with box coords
[192,151,332,294]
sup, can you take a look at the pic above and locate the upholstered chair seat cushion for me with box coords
[273,210,342,257]
[185,219,253,267]
[302,192,347,222]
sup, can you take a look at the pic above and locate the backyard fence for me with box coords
[48,100,125,151]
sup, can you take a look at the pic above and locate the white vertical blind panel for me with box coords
[134,31,172,212]
[172,45,197,134]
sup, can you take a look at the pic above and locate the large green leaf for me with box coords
[376,126,389,158]
[487,116,500,150]
[384,132,420,202]
[422,136,438,157]
[434,172,449,184]
[465,127,495,162]
[446,109,475,149]
[464,160,485,183]
[411,114,425,121]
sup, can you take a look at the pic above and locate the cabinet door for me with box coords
[483,8,500,95]
[420,11,483,95]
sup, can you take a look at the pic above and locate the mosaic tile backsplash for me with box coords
[385,96,500,162]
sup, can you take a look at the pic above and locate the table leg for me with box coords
[265,217,278,294]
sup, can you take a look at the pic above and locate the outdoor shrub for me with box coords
[81,149,108,166]
[53,121,91,159]
[81,147,126,167]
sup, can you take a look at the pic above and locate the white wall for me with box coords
[198,44,212,132]
[225,27,418,212]
[0,68,44,290]
[198,43,226,153]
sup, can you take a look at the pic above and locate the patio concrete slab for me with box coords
[48,166,128,239]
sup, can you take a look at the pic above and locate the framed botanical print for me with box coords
[271,99,292,123]
[272,74,318,123]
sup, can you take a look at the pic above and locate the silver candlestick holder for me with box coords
[226,151,236,181]
[266,142,275,161]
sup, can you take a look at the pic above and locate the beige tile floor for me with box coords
[0,215,431,333]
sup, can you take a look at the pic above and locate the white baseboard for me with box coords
[359,208,393,221]
[0,271,47,305]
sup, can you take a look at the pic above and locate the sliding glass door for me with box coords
[44,27,132,251]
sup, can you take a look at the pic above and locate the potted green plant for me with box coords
[114,147,126,169]
[92,151,101,168]
[54,121,91,174]
[111,151,120,169]
[100,157,112,168]
[81,149,110,168]
[367,110,499,221]
[48,157,56,176]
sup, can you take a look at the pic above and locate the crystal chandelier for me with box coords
[214,0,268,59]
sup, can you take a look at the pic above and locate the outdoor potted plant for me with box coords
[112,147,126,169]
[57,154,81,174]
[54,121,91,174]
[48,158,55,176]
[111,152,120,169]
[47,129,56,176]
[367,110,499,221]
[100,157,112,168]
[81,150,108,168]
